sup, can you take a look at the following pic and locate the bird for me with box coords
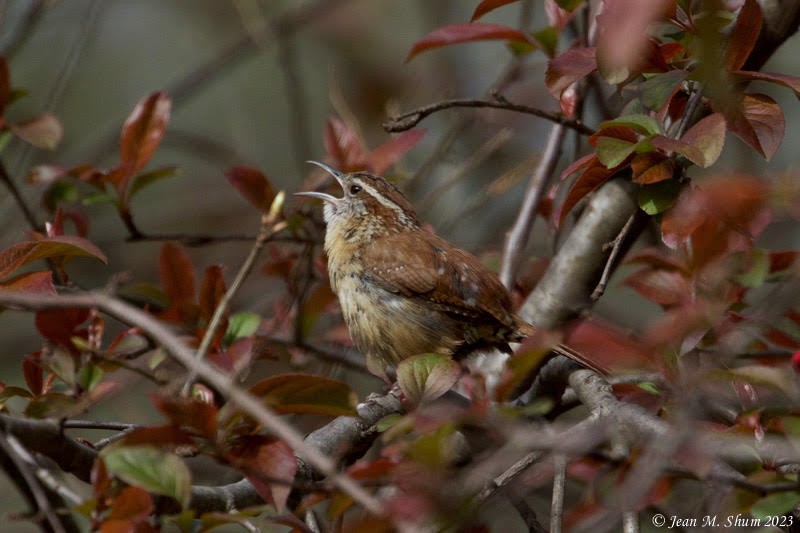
[296,161,595,382]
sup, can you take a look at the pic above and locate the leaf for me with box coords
[224,312,261,346]
[596,137,636,168]
[324,117,366,172]
[366,129,426,175]
[198,265,226,322]
[406,23,533,62]
[723,93,785,160]
[557,155,618,226]
[725,0,762,71]
[249,374,357,416]
[225,166,276,213]
[0,235,107,281]
[0,271,56,295]
[0,57,9,116]
[471,0,521,21]
[732,70,800,99]
[600,114,661,136]
[108,486,153,522]
[750,492,800,520]
[159,242,195,307]
[35,308,90,347]
[545,47,597,99]
[128,166,181,200]
[639,70,688,111]
[120,91,171,174]
[230,438,297,511]
[101,445,191,508]
[396,353,461,404]
[152,395,218,440]
[736,249,770,288]
[9,113,63,150]
[651,113,726,167]
[631,153,674,184]
[624,267,689,306]
[637,179,681,214]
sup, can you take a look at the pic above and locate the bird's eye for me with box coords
[349,184,362,194]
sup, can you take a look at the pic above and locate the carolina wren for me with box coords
[297,162,590,381]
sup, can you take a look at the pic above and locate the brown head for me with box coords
[295,161,419,241]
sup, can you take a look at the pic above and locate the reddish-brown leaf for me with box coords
[406,23,533,62]
[624,267,690,307]
[224,166,276,213]
[733,70,800,99]
[0,271,56,295]
[198,265,226,322]
[545,47,597,100]
[159,243,195,307]
[108,486,153,522]
[249,373,357,416]
[723,93,785,160]
[0,57,9,116]
[0,236,107,281]
[323,117,366,172]
[120,92,171,174]
[152,395,218,440]
[35,308,90,347]
[366,129,426,175]
[120,425,195,448]
[560,152,595,180]
[652,113,726,168]
[9,113,63,150]
[23,353,44,396]
[470,0,521,21]
[769,251,798,273]
[631,153,674,184]
[556,155,618,227]
[725,0,762,71]
[229,437,297,511]
[563,319,656,371]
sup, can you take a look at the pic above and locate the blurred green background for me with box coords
[0,1,798,529]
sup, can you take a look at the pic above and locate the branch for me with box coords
[0,290,385,517]
[383,96,595,136]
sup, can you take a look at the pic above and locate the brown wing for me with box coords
[361,231,516,326]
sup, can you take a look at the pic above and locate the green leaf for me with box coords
[736,249,770,288]
[396,353,461,404]
[637,381,661,394]
[556,0,583,10]
[639,70,688,111]
[532,27,558,57]
[638,180,681,215]
[750,492,800,520]
[249,374,357,416]
[77,364,104,392]
[101,445,191,508]
[129,166,181,200]
[224,312,261,346]
[596,137,636,168]
[600,114,662,135]
[0,130,13,153]
[81,192,118,206]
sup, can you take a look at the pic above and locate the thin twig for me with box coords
[476,451,545,502]
[591,212,637,301]
[0,157,41,231]
[499,124,567,288]
[182,194,287,394]
[550,454,567,533]
[384,96,595,136]
[61,420,139,431]
[3,432,82,506]
[0,431,67,533]
[0,289,386,517]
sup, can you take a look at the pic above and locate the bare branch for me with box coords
[384,96,595,136]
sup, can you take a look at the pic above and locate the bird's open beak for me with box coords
[293,161,345,203]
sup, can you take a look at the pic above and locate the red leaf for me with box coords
[733,70,800,99]
[120,92,171,175]
[0,57,9,116]
[406,23,533,62]
[152,395,218,440]
[224,166,276,213]
[0,236,107,281]
[249,373,357,416]
[556,155,618,226]
[23,353,44,396]
[725,0,762,71]
[651,113,726,168]
[323,117,366,172]
[471,0,521,21]
[560,152,595,180]
[545,47,597,100]
[35,308,90,347]
[159,243,195,307]
[9,113,63,150]
[198,265,226,322]
[108,486,153,522]
[0,271,56,295]
[564,319,656,372]
[631,153,674,184]
[230,438,297,511]
[769,251,798,273]
[624,267,690,307]
[121,424,195,448]
[723,93,785,160]
[366,129,426,175]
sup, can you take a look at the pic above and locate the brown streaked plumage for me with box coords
[296,162,595,381]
